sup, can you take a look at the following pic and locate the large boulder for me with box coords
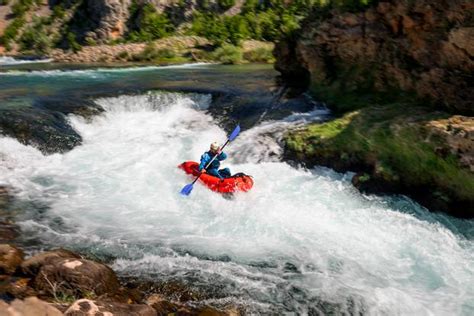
[0,297,63,316]
[64,299,156,316]
[0,244,24,275]
[34,257,120,298]
[21,249,81,276]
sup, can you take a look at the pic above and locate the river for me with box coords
[0,62,473,315]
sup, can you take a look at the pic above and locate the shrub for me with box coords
[0,17,26,46]
[0,0,10,5]
[116,51,130,60]
[218,0,235,10]
[132,43,177,62]
[52,4,66,20]
[11,0,34,17]
[19,25,52,54]
[85,37,97,46]
[66,32,81,52]
[127,3,174,42]
[244,47,275,63]
[212,44,243,64]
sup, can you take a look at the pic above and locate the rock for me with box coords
[86,0,132,42]
[34,257,120,298]
[0,275,37,300]
[0,222,19,243]
[0,244,24,275]
[33,97,104,121]
[21,249,81,276]
[274,0,474,115]
[0,297,63,316]
[0,108,82,154]
[146,294,180,315]
[427,115,474,171]
[64,299,157,316]
[145,294,240,316]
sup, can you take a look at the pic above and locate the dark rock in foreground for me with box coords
[0,297,63,316]
[34,257,120,298]
[0,244,241,315]
[64,299,156,316]
[0,244,23,275]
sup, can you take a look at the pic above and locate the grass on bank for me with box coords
[285,103,474,203]
[117,41,274,65]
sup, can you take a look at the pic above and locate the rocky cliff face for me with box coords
[275,0,474,114]
[85,0,132,41]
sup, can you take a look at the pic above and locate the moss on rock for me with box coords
[284,103,474,218]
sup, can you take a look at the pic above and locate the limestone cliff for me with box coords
[275,0,474,114]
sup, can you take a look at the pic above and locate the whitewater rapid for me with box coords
[0,92,473,315]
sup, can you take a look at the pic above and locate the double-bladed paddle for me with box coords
[180,125,241,196]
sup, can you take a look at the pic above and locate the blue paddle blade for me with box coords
[229,125,240,141]
[180,183,194,196]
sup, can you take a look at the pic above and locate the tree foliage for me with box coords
[127,3,174,42]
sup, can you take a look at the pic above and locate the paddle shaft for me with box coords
[190,139,231,185]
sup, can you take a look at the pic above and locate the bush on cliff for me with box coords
[218,0,236,10]
[19,25,52,54]
[127,3,174,42]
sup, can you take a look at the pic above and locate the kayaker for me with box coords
[198,142,231,180]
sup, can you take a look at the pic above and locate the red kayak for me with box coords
[179,161,253,193]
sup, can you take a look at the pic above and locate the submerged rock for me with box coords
[0,108,82,154]
[33,97,104,121]
[0,244,24,275]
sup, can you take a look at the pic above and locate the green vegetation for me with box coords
[11,0,40,16]
[66,32,81,53]
[0,0,10,5]
[212,44,243,64]
[0,17,25,49]
[129,42,188,64]
[285,101,474,205]
[18,23,52,54]
[127,2,174,42]
[218,0,236,10]
[243,46,275,63]
[189,0,377,46]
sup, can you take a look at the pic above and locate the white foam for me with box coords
[0,62,211,76]
[0,91,472,314]
[0,56,52,65]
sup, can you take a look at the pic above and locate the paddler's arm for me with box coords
[217,152,227,161]
[198,153,209,172]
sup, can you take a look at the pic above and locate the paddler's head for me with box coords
[210,142,220,154]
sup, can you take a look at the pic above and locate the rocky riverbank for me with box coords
[276,0,474,218]
[0,243,240,315]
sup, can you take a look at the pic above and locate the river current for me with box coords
[0,63,473,315]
